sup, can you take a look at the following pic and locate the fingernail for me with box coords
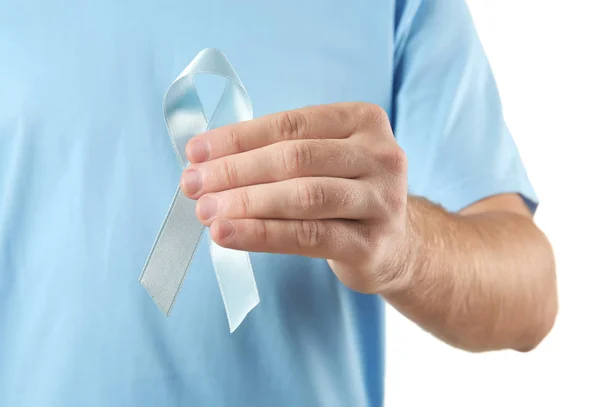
[187,139,210,163]
[217,220,235,239]
[181,169,202,196]
[197,195,218,221]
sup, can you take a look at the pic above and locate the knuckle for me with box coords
[327,105,359,136]
[354,103,389,129]
[344,144,361,168]
[338,186,364,212]
[282,142,313,175]
[387,189,406,213]
[296,179,326,212]
[238,188,253,217]
[359,224,382,253]
[273,111,307,140]
[225,128,243,153]
[379,180,406,213]
[254,220,269,246]
[219,157,239,187]
[295,220,324,249]
[333,140,361,168]
[379,145,407,173]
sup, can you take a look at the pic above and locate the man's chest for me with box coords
[0,0,394,126]
[0,0,397,240]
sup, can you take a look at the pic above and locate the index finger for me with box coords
[185,102,364,163]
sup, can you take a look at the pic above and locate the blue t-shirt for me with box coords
[0,0,537,406]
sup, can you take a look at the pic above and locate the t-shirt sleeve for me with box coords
[392,0,538,213]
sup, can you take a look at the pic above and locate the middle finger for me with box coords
[181,139,371,199]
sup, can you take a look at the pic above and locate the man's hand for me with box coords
[180,102,410,294]
[180,102,558,353]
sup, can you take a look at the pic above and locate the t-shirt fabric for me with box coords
[0,0,537,406]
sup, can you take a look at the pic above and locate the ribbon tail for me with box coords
[140,186,205,315]
[210,238,260,332]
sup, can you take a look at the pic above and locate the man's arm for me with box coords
[382,193,557,353]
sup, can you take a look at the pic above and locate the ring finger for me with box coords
[195,177,378,224]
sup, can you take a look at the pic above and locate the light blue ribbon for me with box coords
[140,48,260,332]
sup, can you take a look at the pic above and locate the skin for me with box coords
[180,102,558,353]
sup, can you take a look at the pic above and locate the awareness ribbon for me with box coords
[140,48,260,333]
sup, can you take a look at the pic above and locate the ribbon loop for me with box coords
[140,48,260,332]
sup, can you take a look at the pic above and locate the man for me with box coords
[0,0,557,406]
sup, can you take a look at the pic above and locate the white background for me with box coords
[384,1,600,406]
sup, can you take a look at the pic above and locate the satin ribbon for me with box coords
[140,48,260,332]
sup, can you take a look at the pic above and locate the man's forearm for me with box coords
[382,196,558,353]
